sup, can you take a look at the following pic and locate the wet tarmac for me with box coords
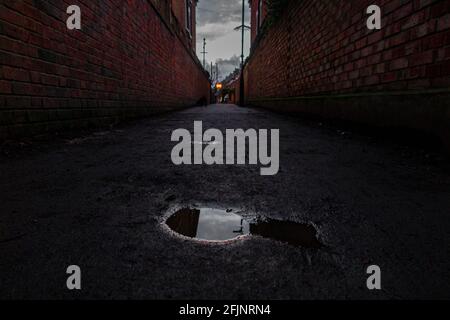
[1,104,450,299]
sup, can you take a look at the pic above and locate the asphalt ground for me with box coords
[1,104,449,299]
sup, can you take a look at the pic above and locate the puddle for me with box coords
[165,207,322,248]
[249,219,322,249]
[166,207,249,241]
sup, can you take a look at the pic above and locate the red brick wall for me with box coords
[245,0,450,146]
[171,0,185,27]
[250,0,268,43]
[0,0,210,138]
[171,0,197,52]
[192,1,197,51]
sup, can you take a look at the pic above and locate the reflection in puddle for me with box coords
[165,207,322,248]
[249,219,322,249]
[166,207,249,241]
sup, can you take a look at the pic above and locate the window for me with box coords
[185,0,193,35]
[256,0,263,33]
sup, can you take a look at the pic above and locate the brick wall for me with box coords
[249,0,268,43]
[171,0,196,49]
[171,0,186,27]
[0,0,210,139]
[245,0,450,147]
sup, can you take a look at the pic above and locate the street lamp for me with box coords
[231,0,250,106]
[235,0,250,107]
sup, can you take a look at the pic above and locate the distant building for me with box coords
[222,68,241,104]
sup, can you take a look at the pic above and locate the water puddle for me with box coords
[166,207,249,241]
[165,207,322,248]
[249,218,322,249]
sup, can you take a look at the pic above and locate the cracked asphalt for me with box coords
[1,104,450,299]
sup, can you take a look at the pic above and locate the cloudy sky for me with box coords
[195,0,251,81]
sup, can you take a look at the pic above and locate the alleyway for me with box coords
[1,104,449,299]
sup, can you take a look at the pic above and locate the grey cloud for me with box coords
[197,0,243,26]
[216,55,241,80]
[196,0,249,41]
[197,23,234,41]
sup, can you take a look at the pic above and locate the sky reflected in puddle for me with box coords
[166,207,322,248]
[166,207,249,241]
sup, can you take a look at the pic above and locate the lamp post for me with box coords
[234,0,250,106]
[239,0,245,106]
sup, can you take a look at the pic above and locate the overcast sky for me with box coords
[195,0,251,81]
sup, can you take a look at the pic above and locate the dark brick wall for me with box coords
[245,0,450,147]
[0,0,210,139]
[249,0,268,44]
